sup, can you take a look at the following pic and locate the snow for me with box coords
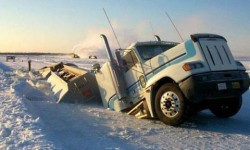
[0,55,250,149]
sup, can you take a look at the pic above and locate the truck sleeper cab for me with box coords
[96,34,250,126]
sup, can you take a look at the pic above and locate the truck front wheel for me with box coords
[209,97,242,118]
[154,83,189,126]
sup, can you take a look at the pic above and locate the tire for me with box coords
[154,83,189,126]
[209,97,242,118]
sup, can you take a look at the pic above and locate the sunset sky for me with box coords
[0,0,249,56]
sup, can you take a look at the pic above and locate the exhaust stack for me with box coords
[100,34,127,100]
[154,35,161,41]
[100,34,116,64]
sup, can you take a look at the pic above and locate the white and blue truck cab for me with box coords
[94,33,250,126]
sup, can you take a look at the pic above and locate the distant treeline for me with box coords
[0,52,72,55]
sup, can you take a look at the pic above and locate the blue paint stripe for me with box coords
[108,94,117,110]
[146,40,196,80]
[146,52,186,79]
[124,40,196,103]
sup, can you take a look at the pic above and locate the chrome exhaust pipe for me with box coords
[100,34,115,64]
[100,34,127,100]
[154,35,161,41]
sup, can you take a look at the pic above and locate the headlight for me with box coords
[235,61,246,71]
[236,61,244,67]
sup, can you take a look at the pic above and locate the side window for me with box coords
[123,50,138,72]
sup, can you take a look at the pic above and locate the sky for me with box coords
[0,0,250,56]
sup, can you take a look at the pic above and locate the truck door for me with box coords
[123,50,144,95]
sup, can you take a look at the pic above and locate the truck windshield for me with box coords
[137,44,176,60]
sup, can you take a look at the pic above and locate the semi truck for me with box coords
[40,33,250,126]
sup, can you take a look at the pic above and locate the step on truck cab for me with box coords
[94,33,250,126]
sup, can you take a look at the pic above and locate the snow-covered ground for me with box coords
[0,55,250,150]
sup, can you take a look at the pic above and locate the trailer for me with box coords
[39,62,101,103]
[40,33,250,126]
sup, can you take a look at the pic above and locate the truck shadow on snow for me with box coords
[181,109,250,136]
[180,92,250,136]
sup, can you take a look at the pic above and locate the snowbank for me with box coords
[0,63,59,149]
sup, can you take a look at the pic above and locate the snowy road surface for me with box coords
[0,55,250,150]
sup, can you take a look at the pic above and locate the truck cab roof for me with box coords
[126,41,179,61]
[128,41,179,48]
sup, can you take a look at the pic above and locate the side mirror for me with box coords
[92,63,101,73]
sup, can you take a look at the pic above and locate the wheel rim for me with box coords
[160,91,180,118]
